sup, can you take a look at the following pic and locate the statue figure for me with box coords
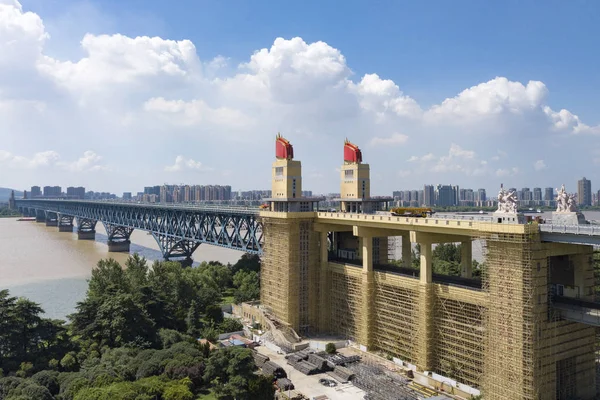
[555,184,578,213]
[496,184,518,213]
[567,193,578,212]
[555,184,568,212]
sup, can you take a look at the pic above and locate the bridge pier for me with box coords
[103,223,134,252]
[57,214,74,232]
[45,211,58,226]
[76,218,97,240]
[35,209,45,223]
[152,233,200,267]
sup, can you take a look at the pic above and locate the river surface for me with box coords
[2,210,600,320]
[0,218,244,320]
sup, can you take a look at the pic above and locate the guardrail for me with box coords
[539,224,600,236]
[16,199,260,215]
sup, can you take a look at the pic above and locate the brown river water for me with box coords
[0,217,244,319]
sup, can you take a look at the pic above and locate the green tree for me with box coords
[325,343,337,354]
[218,319,243,334]
[185,301,202,337]
[232,271,260,304]
[204,347,256,399]
[205,305,223,325]
[248,375,276,400]
[231,254,261,275]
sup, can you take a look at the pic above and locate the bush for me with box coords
[31,370,60,395]
[325,343,337,354]
[218,318,243,334]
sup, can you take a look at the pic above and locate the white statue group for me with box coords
[555,184,578,213]
[496,183,578,214]
[496,184,518,213]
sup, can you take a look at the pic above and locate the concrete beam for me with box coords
[410,231,469,244]
[353,226,401,238]
[313,223,353,233]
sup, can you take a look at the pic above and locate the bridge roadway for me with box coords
[14,199,263,263]
[14,199,600,262]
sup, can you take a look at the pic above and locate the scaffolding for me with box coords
[479,225,539,400]
[260,216,319,335]
[328,263,364,342]
[433,291,486,388]
[372,272,419,364]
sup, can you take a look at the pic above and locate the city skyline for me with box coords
[2,1,600,194]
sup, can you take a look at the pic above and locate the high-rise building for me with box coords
[436,185,455,207]
[423,185,435,206]
[123,192,132,200]
[43,186,62,197]
[544,187,554,201]
[578,177,592,206]
[533,188,542,204]
[30,186,41,198]
[66,186,85,199]
[597,190,600,206]
[477,188,486,202]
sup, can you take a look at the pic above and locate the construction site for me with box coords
[255,136,598,399]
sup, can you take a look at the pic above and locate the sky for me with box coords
[1,0,600,196]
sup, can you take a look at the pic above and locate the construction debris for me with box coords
[262,360,287,379]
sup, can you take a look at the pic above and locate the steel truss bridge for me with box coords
[14,199,263,263]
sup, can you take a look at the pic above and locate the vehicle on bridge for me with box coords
[390,207,434,218]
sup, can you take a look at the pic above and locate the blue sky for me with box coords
[2,0,600,195]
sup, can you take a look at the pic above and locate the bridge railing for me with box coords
[539,223,600,236]
[16,199,260,215]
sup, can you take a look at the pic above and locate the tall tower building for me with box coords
[338,140,390,213]
[339,139,369,213]
[260,135,323,334]
[578,177,592,206]
[423,185,435,206]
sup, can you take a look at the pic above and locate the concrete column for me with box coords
[460,240,473,278]
[319,230,330,333]
[45,212,58,227]
[107,240,131,252]
[419,241,432,284]
[77,231,96,240]
[401,232,411,268]
[57,214,74,232]
[410,231,434,371]
[362,236,373,273]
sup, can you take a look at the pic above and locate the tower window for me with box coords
[275,167,284,176]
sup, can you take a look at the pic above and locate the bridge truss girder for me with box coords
[103,223,134,243]
[76,217,97,233]
[14,200,263,254]
[58,214,74,226]
[152,233,201,263]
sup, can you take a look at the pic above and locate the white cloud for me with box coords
[408,153,434,162]
[164,156,212,172]
[143,97,252,128]
[38,34,200,93]
[1,1,599,193]
[353,74,422,118]
[0,149,106,171]
[426,77,548,122]
[59,150,107,172]
[533,159,546,171]
[0,0,48,66]
[370,133,408,146]
[496,167,519,177]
